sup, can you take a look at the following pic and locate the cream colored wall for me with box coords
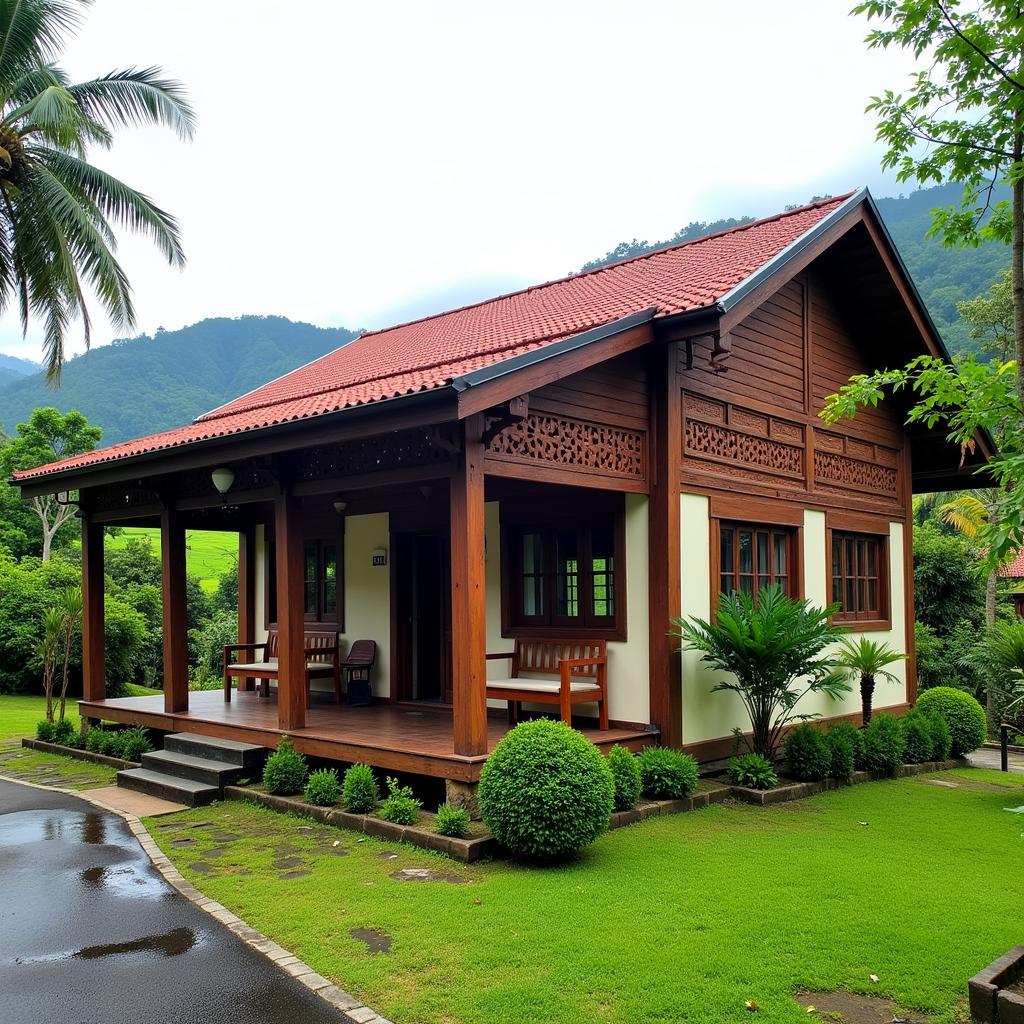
[254,523,267,645]
[482,494,651,725]
[679,495,909,746]
[254,513,391,698]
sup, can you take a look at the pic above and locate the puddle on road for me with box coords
[74,926,196,961]
[0,809,108,847]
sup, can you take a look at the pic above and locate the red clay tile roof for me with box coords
[13,192,855,483]
[1000,549,1024,578]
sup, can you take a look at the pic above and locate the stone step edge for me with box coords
[0,771,390,1024]
[142,748,249,781]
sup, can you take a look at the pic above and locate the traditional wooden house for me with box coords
[12,188,987,804]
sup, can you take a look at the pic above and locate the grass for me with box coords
[0,747,117,789]
[107,526,237,593]
[147,768,1024,1024]
[0,689,160,742]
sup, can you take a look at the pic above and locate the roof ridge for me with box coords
[351,191,856,342]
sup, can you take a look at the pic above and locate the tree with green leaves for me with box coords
[0,0,194,380]
[0,406,99,560]
[957,268,1014,361]
[855,0,1024,392]
[835,636,906,725]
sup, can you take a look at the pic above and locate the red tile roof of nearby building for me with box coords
[999,549,1024,578]
[13,192,855,483]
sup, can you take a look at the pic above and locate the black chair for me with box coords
[343,640,377,706]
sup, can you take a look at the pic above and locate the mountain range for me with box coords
[0,183,1011,447]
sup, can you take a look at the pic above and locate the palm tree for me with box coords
[0,0,195,380]
[835,637,905,726]
[932,490,1002,628]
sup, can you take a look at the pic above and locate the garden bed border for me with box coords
[729,758,966,806]
[21,737,140,770]
[968,944,1024,1023]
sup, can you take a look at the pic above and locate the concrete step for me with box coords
[141,748,249,788]
[163,732,266,769]
[117,768,220,807]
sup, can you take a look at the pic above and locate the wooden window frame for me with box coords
[265,524,345,632]
[826,513,891,631]
[500,498,627,642]
[709,496,804,618]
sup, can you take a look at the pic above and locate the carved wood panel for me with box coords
[813,430,900,500]
[484,412,646,481]
[682,393,805,485]
[297,426,458,483]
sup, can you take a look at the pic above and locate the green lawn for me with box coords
[107,526,237,593]
[0,689,160,742]
[148,769,1024,1024]
[0,746,117,788]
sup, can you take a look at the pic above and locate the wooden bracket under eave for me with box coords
[709,331,732,372]
[481,395,529,448]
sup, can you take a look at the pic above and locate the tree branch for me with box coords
[935,0,1024,92]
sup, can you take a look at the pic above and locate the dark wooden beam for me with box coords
[449,414,488,756]
[160,506,189,714]
[275,487,306,731]
[648,342,683,746]
[81,517,105,703]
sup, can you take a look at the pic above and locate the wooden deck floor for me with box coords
[78,690,656,782]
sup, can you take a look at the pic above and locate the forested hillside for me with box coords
[581,183,1010,358]
[0,316,358,444]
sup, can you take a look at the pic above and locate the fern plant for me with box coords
[835,637,905,726]
[672,587,850,760]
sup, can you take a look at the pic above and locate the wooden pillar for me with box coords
[648,341,683,746]
[275,488,306,731]
[237,525,256,691]
[81,516,106,702]
[450,415,488,756]
[161,506,189,714]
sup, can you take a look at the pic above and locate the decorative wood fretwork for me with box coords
[682,393,805,485]
[90,483,161,515]
[297,426,459,483]
[484,412,646,482]
[814,430,900,500]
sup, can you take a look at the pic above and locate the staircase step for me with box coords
[117,768,219,807]
[163,732,266,768]
[141,749,249,787]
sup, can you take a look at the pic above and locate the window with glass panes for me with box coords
[509,520,620,632]
[718,522,793,603]
[830,531,885,621]
[267,537,341,626]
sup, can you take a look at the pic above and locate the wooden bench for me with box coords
[485,638,608,729]
[223,629,343,707]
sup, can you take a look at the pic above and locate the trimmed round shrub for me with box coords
[263,735,308,795]
[728,753,778,790]
[916,687,987,756]
[784,724,830,782]
[342,763,379,812]
[435,803,470,838]
[304,768,340,806]
[901,711,934,765]
[35,719,55,742]
[50,719,79,748]
[925,710,953,761]
[637,747,699,799]
[862,713,906,774]
[118,727,152,763]
[478,719,614,861]
[607,744,642,811]
[825,723,859,782]
[378,777,421,825]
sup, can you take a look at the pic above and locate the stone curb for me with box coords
[21,737,140,770]
[0,772,392,1024]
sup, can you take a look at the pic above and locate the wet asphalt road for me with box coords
[0,779,348,1024]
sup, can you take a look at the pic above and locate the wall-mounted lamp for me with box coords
[211,467,235,496]
[332,497,348,514]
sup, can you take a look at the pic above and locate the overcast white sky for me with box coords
[0,0,919,362]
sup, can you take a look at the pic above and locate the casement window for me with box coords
[830,531,887,623]
[718,522,794,604]
[507,517,623,636]
[266,536,343,627]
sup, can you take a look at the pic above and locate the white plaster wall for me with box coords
[679,495,909,746]
[255,514,391,698]
[482,494,651,725]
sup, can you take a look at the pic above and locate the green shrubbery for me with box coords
[826,722,864,781]
[117,726,152,762]
[262,736,308,795]
[863,713,906,774]
[607,744,642,810]
[342,763,379,812]
[378,777,421,825]
[915,686,987,756]
[304,768,340,806]
[925,710,953,761]
[901,710,935,764]
[637,747,699,799]
[783,724,830,782]
[478,719,614,860]
[728,753,778,790]
[434,803,470,838]
[36,718,79,746]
